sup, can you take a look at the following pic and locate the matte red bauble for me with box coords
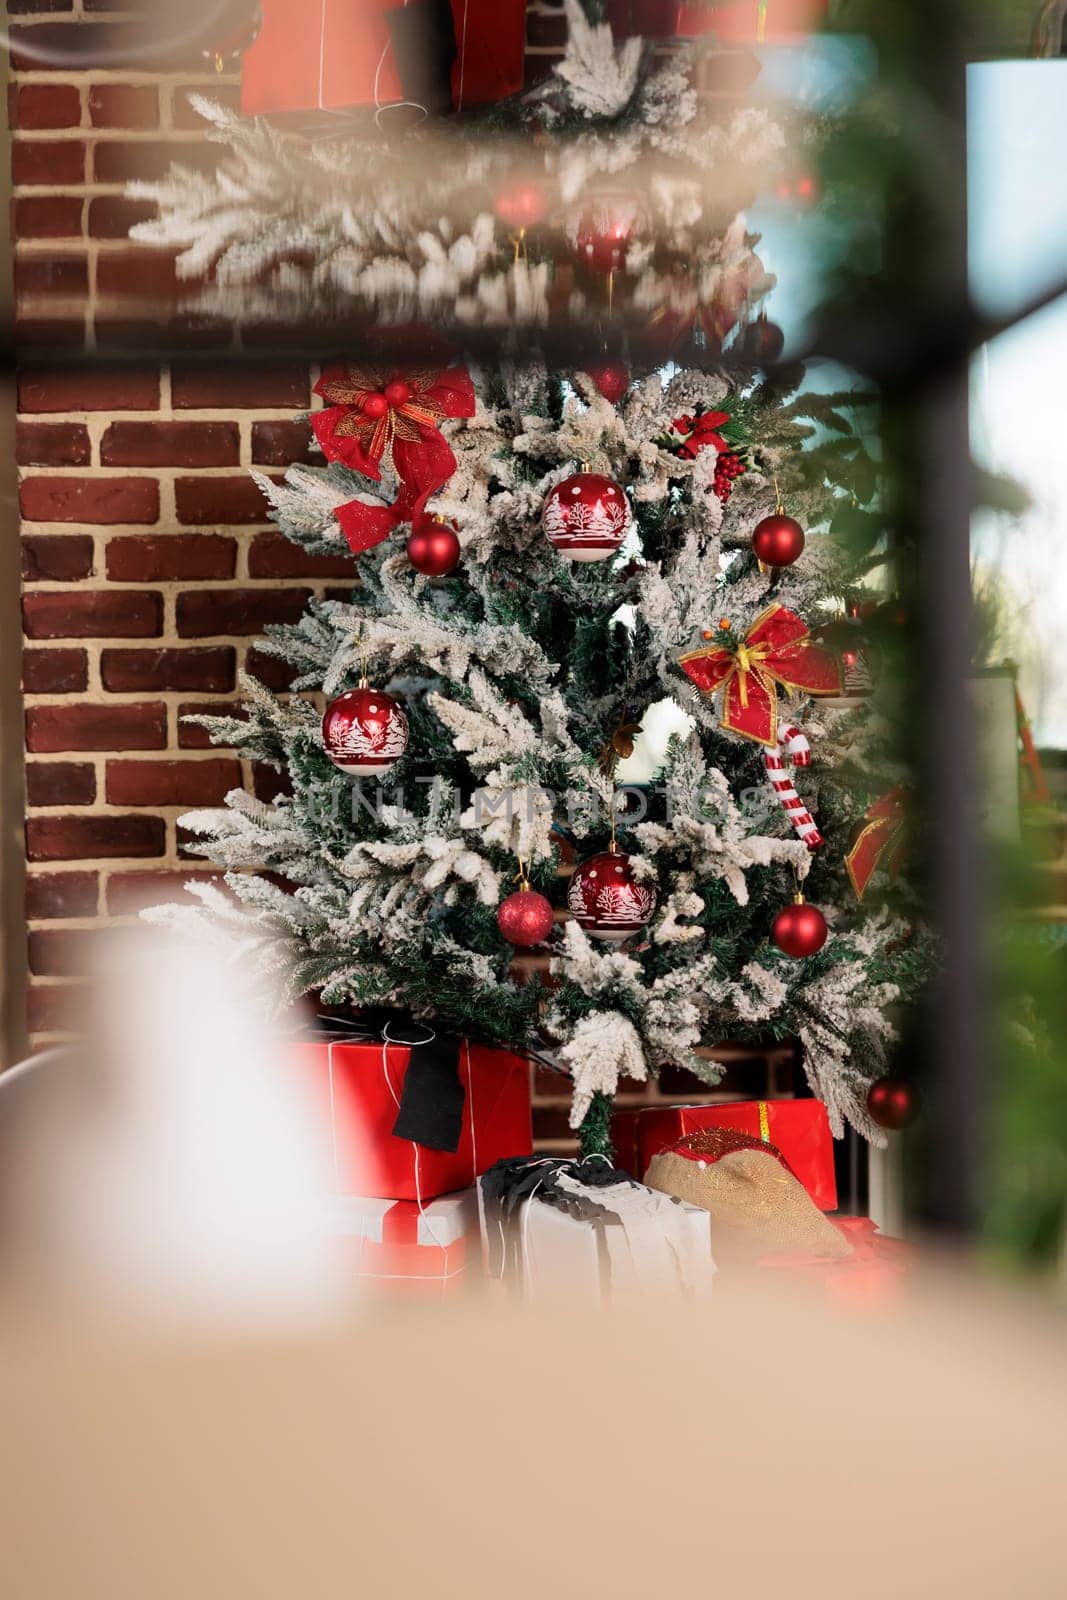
[543,471,631,563]
[752,513,806,567]
[497,888,555,948]
[771,897,828,958]
[567,849,657,943]
[494,180,548,231]
[406,516,461,577]
[582,361,630,405]
[322,686,408,776]
[867,1076,921,1131]
[738,316,786,363]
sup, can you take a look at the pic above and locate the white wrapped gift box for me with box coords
[479,1173,715,1303]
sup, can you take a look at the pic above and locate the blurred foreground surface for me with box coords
[1,1270,1064,1599]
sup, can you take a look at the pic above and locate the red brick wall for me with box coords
[10,1,789,1144]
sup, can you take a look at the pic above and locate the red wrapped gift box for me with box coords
[241,0,526,118]
[611,0,826,41]
[327,1188,480,1298]
[621,1099,838,1211]
[297,1038,531,1203]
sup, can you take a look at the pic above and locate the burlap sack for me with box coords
[645,1139,852,1263]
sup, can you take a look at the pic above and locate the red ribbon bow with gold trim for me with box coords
[845,787,908,900]
[312,362,475,535]
[678,604,842,747]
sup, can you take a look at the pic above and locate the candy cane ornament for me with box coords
[763,724,823,850]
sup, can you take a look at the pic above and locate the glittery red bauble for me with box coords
[752,513,806,567]
[494,180,548,230]
[362,392,389,419]
[772,899,828,958]
[406,517,461,577]
[543,471,631,563]
[738,318,786,363]
[322,686,408,776]
[497,888,555,947]
[581,361,630,405]
[867,1075,921,1131]
[383,378,413,407]
[567,850,657,943]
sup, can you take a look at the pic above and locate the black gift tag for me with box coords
[392,1030,465,1152]
[384,0,457,118]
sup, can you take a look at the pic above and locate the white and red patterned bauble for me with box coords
[322,685,409,776]
[542,471,631,563]
[567,848,657,943]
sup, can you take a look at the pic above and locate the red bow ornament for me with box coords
[845,787,909,900]
[312,362,475,535]
[669,410,731,459]
[678,604,842,746]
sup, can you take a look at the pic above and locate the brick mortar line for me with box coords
[23,414,307,425]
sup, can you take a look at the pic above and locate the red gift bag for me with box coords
[241,0,526,118]
[628,1099,838,1210]
[296,1037,531,1203]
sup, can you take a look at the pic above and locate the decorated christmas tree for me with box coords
[136,4,925,1160]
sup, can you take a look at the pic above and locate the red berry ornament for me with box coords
[567,849,657,943]
[322,686,408,777]
[406,515,461,577]
[772,895,828,958]
[752,512,806,568]
[362,392,389,420]
[867,1075,921,1131]
[497,888,555,948]
[543,470,631,563]
[582,361,630,405]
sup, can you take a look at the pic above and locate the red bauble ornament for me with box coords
[322,686,408,777]
[361,391,389,420]
[494,180,549,231]
[569,198,640,275]
[497,888,555,948]
[543,470,631,563]
[383,378,414,408]
[774,170,821,208]
[738,316,786,363]
[567,848,657,943]
[867,1075,921,1131]
[406,515,461,577]
[582,361,630,405]
[771,896,828,958]
[753,513,806,568]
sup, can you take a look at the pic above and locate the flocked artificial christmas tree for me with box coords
[135,3,925,1161]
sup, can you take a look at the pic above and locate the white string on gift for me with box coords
[455,0,470,110]
[373,0,430,131]
[763,722,823,850]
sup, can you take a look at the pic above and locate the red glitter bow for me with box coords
[312,362,475,522]
[845,787,908,900]
[678,604,842,746]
